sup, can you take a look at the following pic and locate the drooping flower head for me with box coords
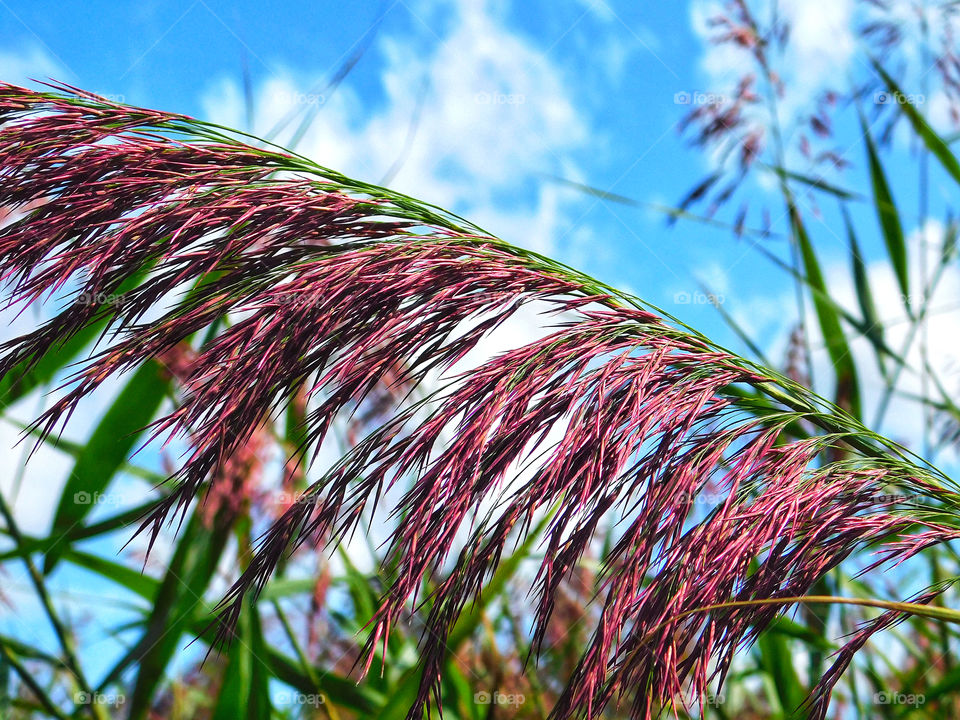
[0,83,958,719]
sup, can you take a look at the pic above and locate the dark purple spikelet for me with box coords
[0,83,958,719]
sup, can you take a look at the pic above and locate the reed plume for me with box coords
[0,83,958,719]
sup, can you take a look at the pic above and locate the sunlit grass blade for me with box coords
[872,60,960,186]
[859,109,910,316]
[843,205,887,381]
[789,201,861,419]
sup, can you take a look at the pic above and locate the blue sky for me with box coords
[2,0,960,696]
[0,0,955,439]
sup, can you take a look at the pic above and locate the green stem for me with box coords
[671,595,960,629]
[0,642,70,720]
[0,493,105,720]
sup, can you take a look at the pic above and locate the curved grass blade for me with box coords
[43,360,170,573]
[859,109,910,316]
[843,205,888,381]
[790,202,861,419]
[872,60,960,186]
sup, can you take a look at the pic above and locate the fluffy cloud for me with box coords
[0,2,601,552]
[0,43,70,87]
[201,0,590,255]
[685,1,960,460]
[820,221,960,452]
[690,0,855,121]
[751,219,960,458]
[197,0,607,568]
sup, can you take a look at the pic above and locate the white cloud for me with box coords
[779,0,856,97]
[202,0,590,256]
[693,261,731,296]
[198,0,608,572]
[691,0,855,120]
[697,215,960,460]
[0,44,70,86]
[807,220,960,454]
[0,420,70,533]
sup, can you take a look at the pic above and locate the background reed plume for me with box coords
[2,84,960,720]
